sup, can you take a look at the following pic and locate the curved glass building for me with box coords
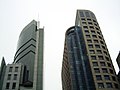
[62,10,120,90]
[1,20,44,90]
[14,20,37,82]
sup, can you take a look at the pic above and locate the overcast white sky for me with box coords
[0,0,120,90]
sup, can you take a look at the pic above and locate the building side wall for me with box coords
[75,10,120,90]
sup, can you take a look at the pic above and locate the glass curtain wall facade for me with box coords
[0,20,44,90]
[62,26,95,90]
[62,10,120,90]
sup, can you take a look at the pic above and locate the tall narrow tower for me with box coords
[62,10,120,90]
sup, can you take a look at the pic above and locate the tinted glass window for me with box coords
[85,12,90,17]
[15,67,19,72]
[93,62,98,66]
[7,74,11,80]
[6,83,10,89]
[9,67,13,72]
[98,83,104,88]
[96,75,102,80]
[12,83,16,89]
[106,83,113,88]
[80,12,84,17]
[104,75,110,80]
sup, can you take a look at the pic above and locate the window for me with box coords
[100,41,104,44]
[92,35,97,38]
[98,56,104,60]
[83,26,88,29]
[93,19,96,22]
[91,13,95,18]
[81,18,85,21]
[80,12,84,17]
[95,45,100,48]
[97,31,101,35]
[82,22,87,25]
[90,26,94,29]
[105,56,109,61]
[98,83,104,88]
[112,76,116,81]
[89,50,95,54]
[107,63,111,67]
[99,36,102,39]
[102,68,108,73]
[96,75,102,80]
[85,12,90,17]
[102,45,105,49]
[91,56,96,60]
[114,83,119,88]
[109,69,114,74]
[87,39,92,43]
[94,40,99,43]
[86,35,90,38]
[9,67,13,72]
[12,83,16,89]
[6,83,10,89]
[104,51,107,55]
[88,22,92,25]
[94,23,98,26]
[93,62,98,66]
[87,18,91,21]
[85,30,89,34]
[94,68,100,73]
[97,50,102,54]
[104,75,110,80]
[15,67,18,72]
[88,44,93,48]
[13,74,17,80]
[91,30,95,34]
[96,27,99,30]
[106,83,113,88]
[7,74,11,80]
[100,62,106,66]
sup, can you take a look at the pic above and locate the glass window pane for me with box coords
[94,68,100,73]
[90,50,95,54]
[98,83,104,88]
[100,62,106,66]
[93,62,98,66]
[80,12,84,17]
[88,44,93,48]
[104,75,110,80]
[96,75,102,80]
[85,12,90,17]
[15,67,18,72]
[12,83,16,89]
[7,74,11,80]
[9,67,13,72]
[91,56,96,60]
[13,74,17,80]
[106,83,113,88]
[102,68,108,73]
[6,83,10,89]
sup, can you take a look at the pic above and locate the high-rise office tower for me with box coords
[0,20,44,90]
[62,10,120,90]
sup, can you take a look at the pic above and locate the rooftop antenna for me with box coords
[37,13,40,29]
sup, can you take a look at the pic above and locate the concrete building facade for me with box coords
[116,52,120,83]
[62,10,120,90]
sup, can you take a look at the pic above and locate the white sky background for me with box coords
[0,0,120,90]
